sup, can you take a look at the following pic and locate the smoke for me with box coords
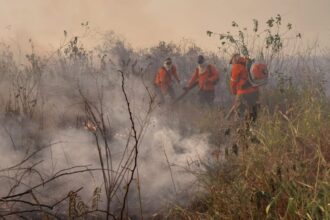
[0,35,216,218]
[1,27,328,218]
[2,0,330,53]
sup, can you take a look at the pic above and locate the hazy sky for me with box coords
[0,0,329,52]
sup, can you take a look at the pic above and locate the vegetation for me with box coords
[168,74,330,220]
[0,15,329,220]
[167,15,330,220]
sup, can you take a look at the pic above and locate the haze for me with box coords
[0,0,329,52]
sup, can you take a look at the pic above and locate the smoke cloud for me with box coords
[0,33,218,218]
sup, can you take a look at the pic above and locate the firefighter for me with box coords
[154,57,181,103]
[230,54,259,122]
[184,55,219,106]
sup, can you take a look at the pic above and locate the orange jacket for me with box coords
[188,64,219,91]
[155,65,180,94]
[230,58,258,95]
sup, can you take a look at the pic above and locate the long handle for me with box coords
[225,97,239,120]
[172,82,198,104]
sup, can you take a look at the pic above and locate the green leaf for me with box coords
[228,36,235,43]
[239,31,244,41]
[253,19,259,32]
[266,17,275,27]
[276,14,282,25]
[206,30,213,37]
[232,21,238,27]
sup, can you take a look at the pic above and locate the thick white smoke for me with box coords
[0,38,214,218]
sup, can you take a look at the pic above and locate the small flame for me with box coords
[84,120,97,132]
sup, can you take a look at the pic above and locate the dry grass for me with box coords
[168,74,330,220]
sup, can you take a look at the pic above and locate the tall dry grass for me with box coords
[168,67,330,220]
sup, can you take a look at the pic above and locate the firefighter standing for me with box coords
[184,55,219,106]
[230,54,259,122]
[154,57,181,103]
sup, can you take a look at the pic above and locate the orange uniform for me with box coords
[154,65,180,95]
[187,64,219,91]
[230,58,258,95]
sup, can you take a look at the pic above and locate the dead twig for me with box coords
[118,70,139,220]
